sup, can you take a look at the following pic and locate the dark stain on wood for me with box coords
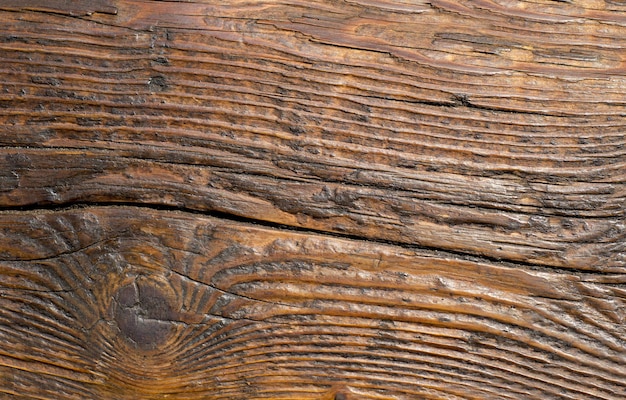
[112,280,175,350]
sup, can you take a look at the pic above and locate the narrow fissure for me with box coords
[0,200,612,276]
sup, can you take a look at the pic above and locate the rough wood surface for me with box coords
[1,206,624,399]
[0,0,625,399]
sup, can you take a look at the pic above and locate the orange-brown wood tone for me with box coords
[0,0,625,399]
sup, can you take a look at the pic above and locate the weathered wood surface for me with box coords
[0,206,624,399]
[0,0,624,398]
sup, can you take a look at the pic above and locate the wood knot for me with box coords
[113,279,175,350]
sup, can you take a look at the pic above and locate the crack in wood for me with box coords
[3,201,619,276]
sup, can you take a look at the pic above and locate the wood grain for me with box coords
[0,0,624,271]
[0,206,624,399]
[0,0,625,398]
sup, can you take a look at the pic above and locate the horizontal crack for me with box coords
[0,201,616,276]
[172,269,299,311]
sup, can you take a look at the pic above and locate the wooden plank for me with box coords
[0,206,624,399]
[0,0,625,398]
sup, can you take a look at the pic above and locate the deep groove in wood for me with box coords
[1,201,619,278]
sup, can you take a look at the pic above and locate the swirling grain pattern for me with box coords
[0,207,624,399]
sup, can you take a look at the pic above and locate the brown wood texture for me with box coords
[0,0,625,399]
